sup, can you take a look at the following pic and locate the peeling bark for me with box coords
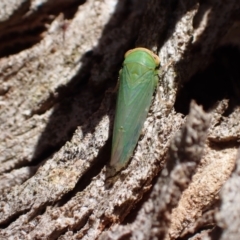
[0,0,240,239]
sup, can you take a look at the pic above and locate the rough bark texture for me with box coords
[0,0,240,239]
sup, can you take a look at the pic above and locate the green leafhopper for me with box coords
[110,47,160,172]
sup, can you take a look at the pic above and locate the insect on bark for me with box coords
[110,47,160,172]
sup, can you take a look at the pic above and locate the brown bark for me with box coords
[0,0,240,239]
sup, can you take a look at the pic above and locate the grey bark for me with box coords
[0,0,240,239]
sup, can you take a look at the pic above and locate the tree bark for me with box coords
[0,0,240,239]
